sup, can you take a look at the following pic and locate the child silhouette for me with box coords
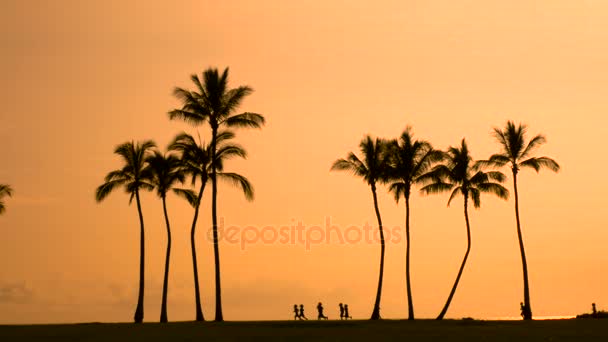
[317,302,328,320]
[299,304,308,320]
[294,304,300,320]
[344,304,352,319]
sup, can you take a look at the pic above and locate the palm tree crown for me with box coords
[387,127,442,200]
[484,121,560,174]
[169,131,253,200]
[95,140,156,203]
[169,68,265,130]
[421,139,509,207]
[0,184,13,215]
[331,135,390,188]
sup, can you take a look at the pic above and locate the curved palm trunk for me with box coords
[211,126,223,322]
[436,196,471,320]
[134,189,145,323]
[160,196,172,323]
[513,171,533,320]
[405,195,414,320]
[190,183,206,321]
[370,184,385,320]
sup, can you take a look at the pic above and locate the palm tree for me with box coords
[386,127,442,320]
[169,67,264,321]
[420,139,509,320]
[0,184,13,215]
[95,140,156,323]
[331,135,390,320]
[169,130,254,321]
[146,151,195,323]
[481,121,560,320]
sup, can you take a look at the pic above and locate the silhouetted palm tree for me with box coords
[386,127,442,320]
[95,140,156,323]
[0,184,13,215]
[480,121,559,320]
[169,130,254,321]
[146,151,195,323]
[420,139,508,320]
[169,67,264,321]
[331,135,390,320]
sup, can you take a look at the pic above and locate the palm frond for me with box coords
[173,188,198,208]
[519,156,560,173]
[477,182,509,200]
[520,134,547,159]
[221,86,254,115]
[168,109,207,125]
[469,188,481,208]
[420,182,454,196]
[475,154,511,169]
[218,172,254,201]
[447,187,463,207]
[95,179,126,202]
[223,112,265,128]
[388,182,407,203]
[0,184,13,198]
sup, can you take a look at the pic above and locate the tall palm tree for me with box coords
[420,139,509,320]
[0,184,13,215]
[169,67,264,321]
[386,127,442,320]
[169,130,254,321]
[146,151,195,323]
[95,140,156,323]
[331,135,390,320]
[481,121,559,320]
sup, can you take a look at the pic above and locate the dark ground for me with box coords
[1,319,607,341]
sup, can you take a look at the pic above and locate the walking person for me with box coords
[317,302,328,320]
[344,304,352,319]
[299,304,308,320]
[294,304,300,320]
[339,303,345,320]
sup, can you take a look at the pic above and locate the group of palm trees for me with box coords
[331,122,559,321]
[95,67,264,323]
[0,184,13,215]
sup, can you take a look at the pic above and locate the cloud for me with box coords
[0,282,35,304]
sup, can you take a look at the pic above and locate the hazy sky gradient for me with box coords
[1,0,607,323]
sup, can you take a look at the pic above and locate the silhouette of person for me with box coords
[339,303,345,320]
[520,302,525,319]
[317,302,328,320]
[299,304,308,320]
[294,304,300,320]
[592,303,597,317]
[344,304,352,319]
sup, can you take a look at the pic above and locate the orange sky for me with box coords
[1,0,607,323]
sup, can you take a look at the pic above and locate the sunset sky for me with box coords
[1,0,607,323]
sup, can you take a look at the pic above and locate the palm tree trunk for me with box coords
[133,189,145,323]
[513,171,533,320]
[190,183,206,321]
[370,184,385,320]
[160,196,172,323]
[211,126,223,322]
[436,195,471,320]
[405,195,414,320]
